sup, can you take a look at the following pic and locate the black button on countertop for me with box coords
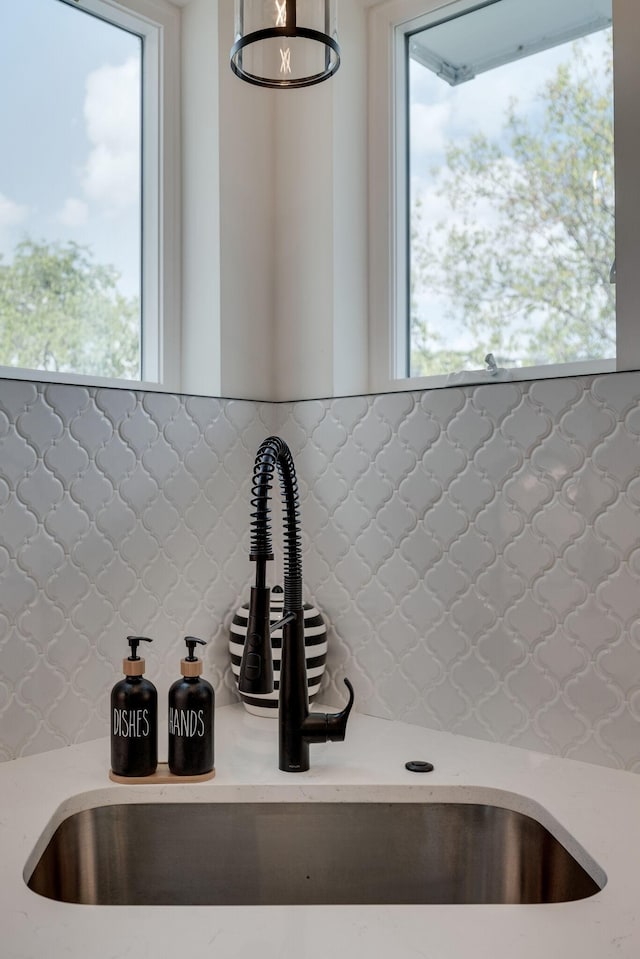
[405,760,434,773]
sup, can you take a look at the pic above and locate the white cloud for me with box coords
[82,57,141,215]
[57,197,89,228]
[410,30,611,175]
[409,101,452,160]
[411,163,509,234]
[0,193,28,228]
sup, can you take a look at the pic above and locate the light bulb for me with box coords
[280,47,292,74]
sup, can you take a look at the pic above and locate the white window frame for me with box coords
[0,0,181,393]
[368,0,637,394]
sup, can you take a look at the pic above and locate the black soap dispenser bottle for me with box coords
[168,636,215,776]
[111,636,158,777]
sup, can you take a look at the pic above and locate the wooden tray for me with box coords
[109,763,215,784]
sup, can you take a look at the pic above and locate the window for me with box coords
[369,0,637,393]
[0,0,179,389]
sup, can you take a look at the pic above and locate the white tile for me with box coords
[3,374,640,773]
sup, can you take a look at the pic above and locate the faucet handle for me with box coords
[270,610,296,633]
[301,678,355,744]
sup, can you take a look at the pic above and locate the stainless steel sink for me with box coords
[26,801,602,906]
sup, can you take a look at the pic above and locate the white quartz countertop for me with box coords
[3,703,640,959]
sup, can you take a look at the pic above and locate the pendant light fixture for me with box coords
[230,1,340,89]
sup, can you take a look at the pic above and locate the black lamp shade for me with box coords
[231,0,340,89]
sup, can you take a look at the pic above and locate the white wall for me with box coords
[612,0,640,372]
[181,0,277,400]
[331,0,370,398]
[272,1,370,400]
[180,0,370,401]
[181,0,222,396]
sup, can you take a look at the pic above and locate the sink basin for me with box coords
[26,801,602,906]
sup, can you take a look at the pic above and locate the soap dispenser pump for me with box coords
[111,636,158,777]
[168,636,214,776]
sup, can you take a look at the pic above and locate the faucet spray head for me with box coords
[238,585,274,695]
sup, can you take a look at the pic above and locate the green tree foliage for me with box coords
[0,239,140,379]
[411,37,615,377]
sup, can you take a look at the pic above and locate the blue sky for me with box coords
[0,0,141,298]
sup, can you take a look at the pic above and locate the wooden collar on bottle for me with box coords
[181,659,202,677]
[123,658,145,676]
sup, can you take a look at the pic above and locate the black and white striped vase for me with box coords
[229,585,328,717]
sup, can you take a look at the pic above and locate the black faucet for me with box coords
[238,436,354,772]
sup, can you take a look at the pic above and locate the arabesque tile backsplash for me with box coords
[1,373,640,770]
